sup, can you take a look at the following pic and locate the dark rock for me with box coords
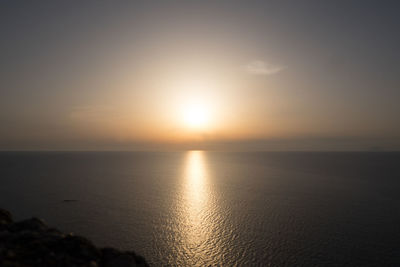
[57,234,101,261]
[0,209,13,224]
[0,208,149,267]
[8,217,47,232]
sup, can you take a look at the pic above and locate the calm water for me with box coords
[1,151,400,266]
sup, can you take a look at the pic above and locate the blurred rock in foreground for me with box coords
[0,208,148,267]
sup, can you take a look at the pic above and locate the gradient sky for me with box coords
[1,0,399,151]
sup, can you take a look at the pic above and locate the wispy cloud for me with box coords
[244,60,286,75]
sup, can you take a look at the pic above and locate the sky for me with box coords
[1,0,399,151]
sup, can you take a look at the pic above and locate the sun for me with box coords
[175,79,216,130]
[183,104,209,129]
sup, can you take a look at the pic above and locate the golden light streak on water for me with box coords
[179,150,217,265]
[185,151,207,207]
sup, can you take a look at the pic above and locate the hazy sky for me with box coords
[1,0,399,151]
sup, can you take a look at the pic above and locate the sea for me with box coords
[0,151,399,266]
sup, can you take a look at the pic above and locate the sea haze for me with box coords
[0,151,399,266]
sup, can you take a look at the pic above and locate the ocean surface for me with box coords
[1,151,400,266]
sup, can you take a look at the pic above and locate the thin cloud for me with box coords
[244,60,286,75]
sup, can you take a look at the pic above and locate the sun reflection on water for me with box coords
[179,150,216,265]
[185,150,207,206]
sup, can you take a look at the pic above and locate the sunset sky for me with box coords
[1,1,399,151]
